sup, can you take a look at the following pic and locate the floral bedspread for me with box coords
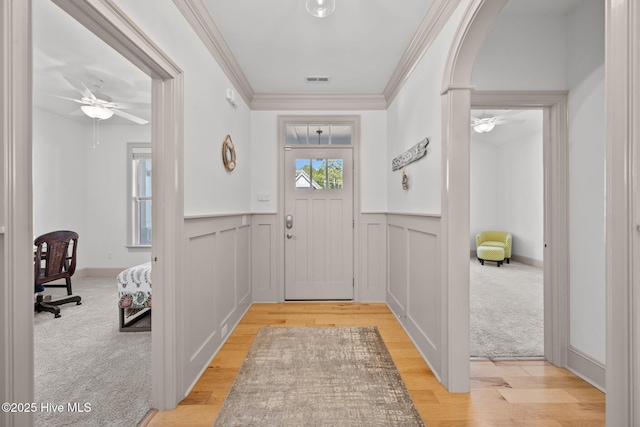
[117,262,152,309]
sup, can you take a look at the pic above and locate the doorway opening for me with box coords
[469,108,544,359]
[32,1,153,424]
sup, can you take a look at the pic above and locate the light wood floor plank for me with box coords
[147,303,605,426]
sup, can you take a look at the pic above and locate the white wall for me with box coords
[32,109,153,269]
[385,0,466,215]
[83,123,153,269]
[472,13,567,90]
[470,131,544,261]
[382,0,467,383]
[499,132,544,261]
[470,139,500,239]
[472,0,606,364]
[115,0,253,216]
[249,110,388,213]
[566,0,606,363]
[469,129,544,261]
[32,108,87,267]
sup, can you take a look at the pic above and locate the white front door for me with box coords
[284,147,353,300]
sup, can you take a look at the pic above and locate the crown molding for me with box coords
[384,0,462,107]
[173,0,254,106]
[251,93,387,111]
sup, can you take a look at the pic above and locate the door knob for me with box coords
[286,233,294,239]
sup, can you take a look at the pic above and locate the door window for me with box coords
[295,158,343,189]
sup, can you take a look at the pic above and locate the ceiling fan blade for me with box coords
[494,119,527,125]
[69,108,85,116]
[491,110,524,121]
[63,75,96,100]
[43,93,86,104]
[111,108,149,125]
[106,101,150,110]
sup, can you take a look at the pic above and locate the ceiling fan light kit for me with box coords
[473,122,495,133]
[81,105,114,120]
[306,0,335,18]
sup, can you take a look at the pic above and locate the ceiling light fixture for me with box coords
[81,105,114,120]
[473,122,495,133]
[306,0,335,18]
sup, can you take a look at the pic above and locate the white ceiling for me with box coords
[32,0,586,123]
[203,0,433,93]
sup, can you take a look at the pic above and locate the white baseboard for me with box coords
[41,267,126,285]
[470,251,543,268]
[566,345,606,392]
[76,267,127,278]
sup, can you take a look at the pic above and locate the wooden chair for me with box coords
[34,230,82,318]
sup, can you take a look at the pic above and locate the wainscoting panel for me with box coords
[360,214,387,302]
[386,214,442,378]
[236,225,251,305]
[251,214,278,302]
[387,224,408,313]
[183,215,253,395]
[186,232,217,362]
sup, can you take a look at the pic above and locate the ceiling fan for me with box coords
[51,75,149,125]
[470,111,525,133]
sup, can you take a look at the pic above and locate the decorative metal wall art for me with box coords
[391,137,429,171]
[222,135,236,172]
[402,168,409,190]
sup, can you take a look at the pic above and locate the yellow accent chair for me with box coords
[476,231,512,267]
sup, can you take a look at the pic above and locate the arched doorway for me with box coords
[438,0,569,392]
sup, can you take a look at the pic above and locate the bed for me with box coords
[117,262,152,331]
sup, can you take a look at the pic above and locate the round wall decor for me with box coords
[222,135,236,171]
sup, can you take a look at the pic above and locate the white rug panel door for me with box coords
[284,147,353,300]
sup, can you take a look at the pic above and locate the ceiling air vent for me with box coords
[305,76,331,84]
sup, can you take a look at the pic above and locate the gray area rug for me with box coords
[470,258,544,357]
[34,277,151,427]
[214,326,425,427]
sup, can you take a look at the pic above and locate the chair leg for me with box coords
[480,259,485,265]
[65,277,73,295]
[35,295,61,318]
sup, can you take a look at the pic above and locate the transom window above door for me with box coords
[286,123,352,145]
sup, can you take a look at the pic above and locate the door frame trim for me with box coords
[277,115,361,302]
[471,90,570,368]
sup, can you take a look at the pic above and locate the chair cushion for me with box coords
[481,241,506,249]
[477,246,505,261]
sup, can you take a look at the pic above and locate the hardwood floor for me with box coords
[147,303,605,426]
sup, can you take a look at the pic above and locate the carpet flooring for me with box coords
[34,277,151,427]
[214,326,425,427]
[470,258,544,358]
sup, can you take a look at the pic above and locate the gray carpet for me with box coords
[34,277,151,427]
[214,326,425,427]
[470,258,544,358]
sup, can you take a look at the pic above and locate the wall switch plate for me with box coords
[257,192,270,201]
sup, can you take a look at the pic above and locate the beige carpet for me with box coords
[34,277,151,427]
[214,326,425,426]
[470,258,544,357]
